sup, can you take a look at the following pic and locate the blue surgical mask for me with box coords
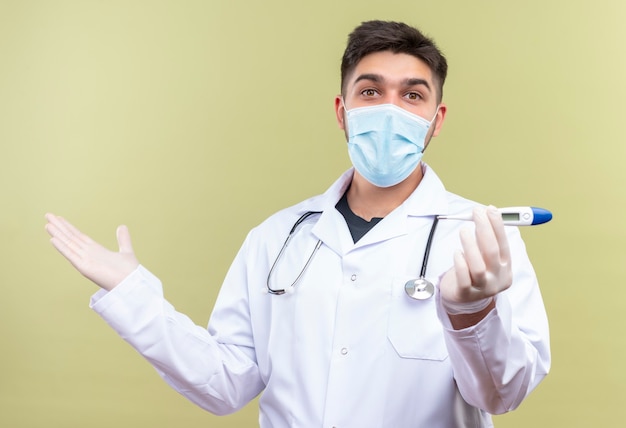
[344,102,438,188]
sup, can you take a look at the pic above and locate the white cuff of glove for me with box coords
[441,296,493,315]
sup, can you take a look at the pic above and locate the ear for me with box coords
[334,95,346,130]
[431,103,447,137]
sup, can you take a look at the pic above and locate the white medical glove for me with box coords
[439,206,513,315]
[45,213,139,291]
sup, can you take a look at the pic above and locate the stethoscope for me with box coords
[266,211,439,300]
[266,211,323,295]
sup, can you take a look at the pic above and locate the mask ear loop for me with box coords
[340,96,351,118]
[429,105,441,123]
[340,96,352,139]
[420,105,441,154]
[339,95,348,134]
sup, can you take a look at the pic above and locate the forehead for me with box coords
[346,51,435,89]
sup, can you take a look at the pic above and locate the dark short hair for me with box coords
[340,20,448,102]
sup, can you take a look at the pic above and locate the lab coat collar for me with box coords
[302,164,451,254]
[401,163,450,217]
[295,164,449,215]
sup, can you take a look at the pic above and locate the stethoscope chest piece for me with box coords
[404,278,435,300]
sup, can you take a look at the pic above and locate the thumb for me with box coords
[116,225,135,254]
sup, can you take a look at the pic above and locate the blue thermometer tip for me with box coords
[530,207,552,225]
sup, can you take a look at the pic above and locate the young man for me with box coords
[46,20,550,427]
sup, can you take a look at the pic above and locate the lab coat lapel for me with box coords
[349,165,451,248]
[311,209,355,255]
[401,166,450,217]
[300,168,354,256]
[351,206,409,248]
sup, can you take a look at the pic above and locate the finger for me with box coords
[452,249,472,299]
[45,221,79,255]
[459,225,487,285]
[45,213,68,239]
[45,213,91,248]
[48,231,84,266]
[57,216,93,245]
[116,225,135,255]
[486,205,511,265]
[44,216,57,239]
[473,206,501,271]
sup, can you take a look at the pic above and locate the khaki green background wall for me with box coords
[1,0,624,426]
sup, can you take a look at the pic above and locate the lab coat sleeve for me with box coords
[436,228,551,415]
[89,237,265,415]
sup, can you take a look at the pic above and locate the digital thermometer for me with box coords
[438,206,552,226]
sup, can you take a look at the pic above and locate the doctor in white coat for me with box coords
[45,20,550,428]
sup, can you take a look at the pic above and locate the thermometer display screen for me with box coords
[501,213,520,221]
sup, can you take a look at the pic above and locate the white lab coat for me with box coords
[91,165,550,428]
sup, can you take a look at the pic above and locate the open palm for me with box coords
[45,213,139,291]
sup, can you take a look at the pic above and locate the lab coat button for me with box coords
[350,274,357,281]
[340,347,348,355]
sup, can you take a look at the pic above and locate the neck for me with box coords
[347,166,425,221]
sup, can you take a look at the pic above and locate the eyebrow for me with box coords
[353,73,432,92]
[353,73,383,85]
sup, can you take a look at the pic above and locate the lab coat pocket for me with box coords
[387,276,448,361]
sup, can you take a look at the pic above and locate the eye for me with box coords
[405,92,422,101]
[361,88,378,97]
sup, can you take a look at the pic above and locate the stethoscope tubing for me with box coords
[266,211,322,295]
[266,211,439,299]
